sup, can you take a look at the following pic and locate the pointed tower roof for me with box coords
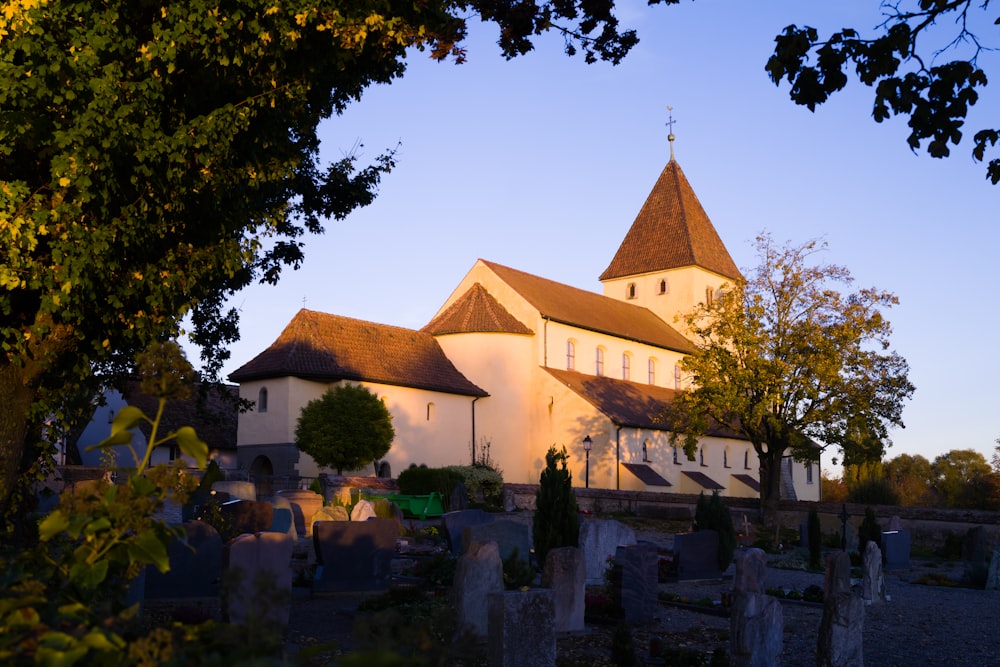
[599,159,741,282]
[422,283,533,335]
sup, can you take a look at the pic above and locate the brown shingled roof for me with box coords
[544,367,745,439]
[421,283,533,336]
[481,260,693,354]
[599,160,741,282]
[229,309,487,397]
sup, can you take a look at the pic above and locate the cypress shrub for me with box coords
[533,446,580,568]
[808,508,822,570]
[694,491,736,570]
[858,506,882,556]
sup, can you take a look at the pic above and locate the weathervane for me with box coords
[666,106,676,161]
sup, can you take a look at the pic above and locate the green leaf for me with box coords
[83,517,111,535]
[126,529,170,573]
[69,560,109,590]
[173,426,208,468]
[38,510,70,541]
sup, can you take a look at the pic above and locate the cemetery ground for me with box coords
[164,511,999,667]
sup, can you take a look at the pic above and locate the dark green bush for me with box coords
[533,446,580,568]
[502,548,535,589]
[397,465,464,508]
[858,506,882,555]
[694,491,736,570]
[807,508,822,570]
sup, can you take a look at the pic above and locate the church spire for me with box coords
[666,106,676,162]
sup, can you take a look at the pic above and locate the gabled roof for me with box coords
[599,159,741,282]
[480,260,693,354]
[543,367,745,439]
[229,309,487,397]
[422,283,533,336]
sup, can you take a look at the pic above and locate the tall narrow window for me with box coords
[642,440,650,462]
[806,463,814,484]
[627,282,637,299]
[723,448,730,468]
[674,364,681,389]
[699,447,706,467]
[426,402,435,421]
[622,353,631,381]
[659,279,669,294]
[257,387,268,414]
[648,358,656,385]
[672,445,679,464]
[566,340,575,371]
[744,449,750,469]
[595,347,604,376]
[705,286,714,305]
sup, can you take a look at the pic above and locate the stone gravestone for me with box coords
[312,518,399,593]
[312,505,350,523]
[817,551,865,667]
[487,589,556,667]
[862,541,887,604]
[220,498,273,536]
[882,529,911,570]
[222,531,294,629]
[540,546,585,633]
[963,525,991,586]
[463,519,531,568]
[350,499,377,522]
[452,540,505,639]
[730,548,783,667]
[441,509,495,555]
[268,507,295,536]
[277,489,324,538]
[986,546,1000,591]
[675,530,722,581]
[145,521,223,600]
[579,519,637,585]
[613,542,658,623]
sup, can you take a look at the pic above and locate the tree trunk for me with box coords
[758,448,784,529]
[0,362,40,519]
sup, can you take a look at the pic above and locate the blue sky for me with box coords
[212,1,1000,472]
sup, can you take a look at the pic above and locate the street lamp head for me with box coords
[583,435,592,452]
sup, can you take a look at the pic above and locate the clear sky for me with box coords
[211,0,1000,473]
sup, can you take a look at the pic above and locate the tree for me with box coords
[883,453,937,506]
[0,0,643,515]
[532,446,580,568]
[932,448,992,508]
[294,384,394,475]
[766,2,1000,183]
[666,234,914,524]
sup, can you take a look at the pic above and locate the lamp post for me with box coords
[583,435,592,489]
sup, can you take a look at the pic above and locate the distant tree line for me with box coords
[821,442,1000,510]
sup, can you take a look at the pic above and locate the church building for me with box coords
[229,141,820,501]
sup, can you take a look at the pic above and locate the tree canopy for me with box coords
[666,234,914,522]
[766,1,1000,183]
[294,384,395,475]
[0,0,642,515]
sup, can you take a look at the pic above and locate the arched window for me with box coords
[595,347,605,376]
[674,364,682,389]
[566,340,575,371]
[627,282,637,299]
[744,449,750,469]
[257,387,268,414]
[699,447,706,467]
[723,448,730,468]
[426,402,435,421]
[672,445,679,464]
[642,440,650,462]
[705,286,715,305]
[659,279,669,294]
[806,463,814,484]
[648,358,656,385]
[622,353,631,381]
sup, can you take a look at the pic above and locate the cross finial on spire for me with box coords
[666,106,676,161]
